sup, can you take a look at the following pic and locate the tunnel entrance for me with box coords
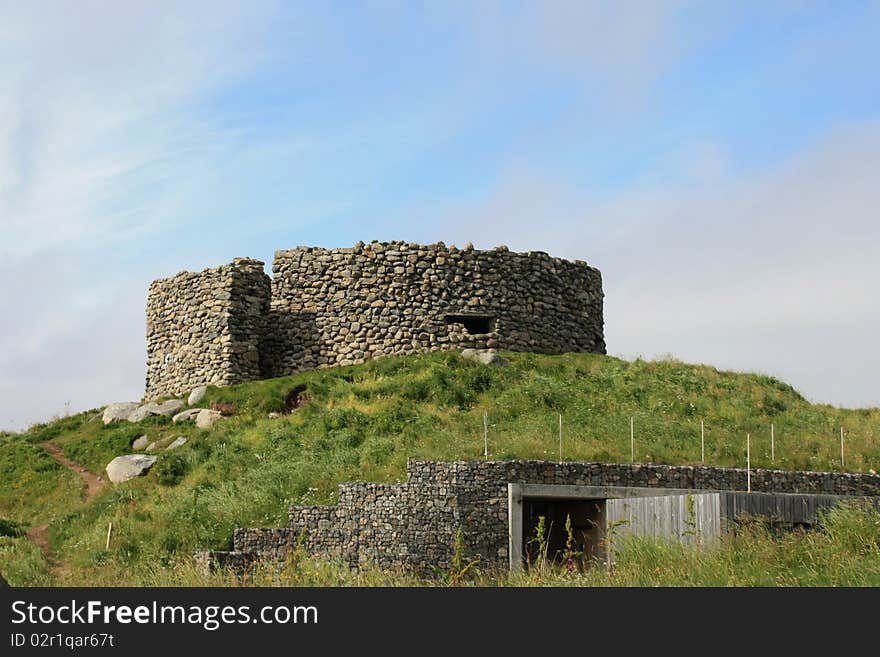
[521,498,606,570]
[444,314,495,335]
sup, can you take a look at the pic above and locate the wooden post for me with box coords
[701,419,705,464]
[771,423,775,464]
[840,426,845,468]
[106,522,113,550]
[630,416,634,463]
[746,433,751,493]
[558,414,563,462]
[483,411,488,459]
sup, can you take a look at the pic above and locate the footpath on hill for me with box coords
[24,441,105,563]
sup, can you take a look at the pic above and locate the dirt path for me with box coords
[40,441,105,502]
[25,442,106,563]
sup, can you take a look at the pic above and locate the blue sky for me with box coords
[2,1,880,429]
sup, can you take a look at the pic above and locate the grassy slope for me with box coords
[1,351,879,586]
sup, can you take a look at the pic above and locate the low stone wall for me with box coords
[197,460,880,575]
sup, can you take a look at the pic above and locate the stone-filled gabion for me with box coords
[145,241,605,398]
[197,459,880,575]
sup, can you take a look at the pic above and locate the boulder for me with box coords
[195,409,223,430]
[131,435,150,451]
[477,351,509,367]
[172,408,203,423]
[127,402,160,423]
[105,455,158,483]
[461,349,509,367]
[154,400,186,417]
[165,437,188,451]
[102,402,140,425]
[128,400,186,422]
[188,386,207,406]
[145,437,175,452]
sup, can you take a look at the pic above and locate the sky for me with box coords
[1,1,879,430]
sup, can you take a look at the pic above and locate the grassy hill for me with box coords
[1,351,879,586]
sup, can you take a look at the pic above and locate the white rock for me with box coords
[165,437,188,451]
[105,455,158,483]
[188,386,207,406]
[172,408,203,423]
[196,409,223,430]
[127,402,160,422]
[145,437,174,452]
[477,351,508,367]
[131,435,150,451]
[154,399,186,417]
[103,402,140,425]
[128,400,186,422]
[461,349,509,367]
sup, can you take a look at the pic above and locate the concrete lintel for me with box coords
[515,483,692,501]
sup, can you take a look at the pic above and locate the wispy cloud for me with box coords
[0,1,274,258]
[0,2,278,429]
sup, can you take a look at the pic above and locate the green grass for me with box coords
[1,351,879,586]
[41,502,880,588]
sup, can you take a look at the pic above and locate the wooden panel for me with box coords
[606,493,721,558]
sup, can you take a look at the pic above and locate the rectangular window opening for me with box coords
[444,314,495,335]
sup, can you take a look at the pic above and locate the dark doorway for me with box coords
[522,498,606,569]
[444,314,495,334]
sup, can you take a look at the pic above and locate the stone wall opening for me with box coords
[521,498,606,569]
[444,314,495,335]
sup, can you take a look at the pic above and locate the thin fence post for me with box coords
[106,522,113,550]
[746,433,751,493]
[771,423,775,464]
[630,416,635,463]
[700,419,705,464]
[558,413,563,463]
[483,410,488,459]
[840,426,845,469]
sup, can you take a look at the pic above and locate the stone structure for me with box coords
[146,242,605,398]
[146,258,270,398]
[197,459,880,575]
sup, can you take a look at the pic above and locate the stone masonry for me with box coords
[146,258,270,398]
[146,241,605,398]
[197,459,880,575]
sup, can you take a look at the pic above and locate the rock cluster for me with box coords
[105,385,218,482]
[145,242,605,398]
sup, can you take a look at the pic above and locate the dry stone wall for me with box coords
[264,241,605,377]
[201,459,880,575]
[145,258,270,399]
[145,241,605,398]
